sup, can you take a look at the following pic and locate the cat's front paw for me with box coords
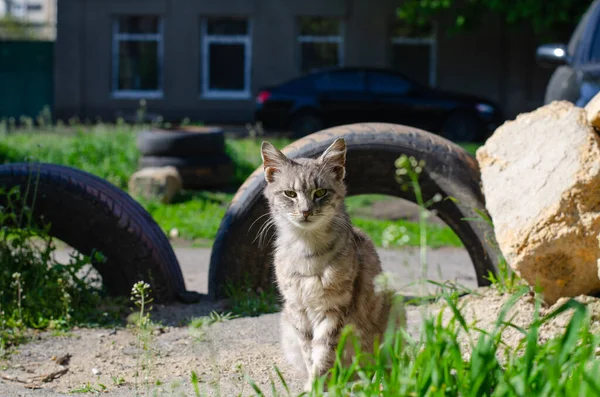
[303,378,314,393]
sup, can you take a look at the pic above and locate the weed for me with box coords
[191,371,202,396]
[70,382,108,394]
[189,311,236,342]
[0,185,120,349]
[129,281,156,395]
[224,277,281,317]
[111,375,126,386]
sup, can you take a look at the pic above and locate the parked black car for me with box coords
[254,67,503,142]
[536,0,600,106]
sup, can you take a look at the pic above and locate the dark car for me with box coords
[254,67,503,142]
[536,0,600,106]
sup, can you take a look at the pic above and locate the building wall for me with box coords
[55,0,552,123]
[1,0,57,39]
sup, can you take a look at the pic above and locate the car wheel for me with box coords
[0,163,199,303]
[442,112,481,143]
[290,113,325,138]
[544,65,580,105]
[208,122,499,299]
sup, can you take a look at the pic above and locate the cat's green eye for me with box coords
[314,189,328,199]
[284,191,297,198]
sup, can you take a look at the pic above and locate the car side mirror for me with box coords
[536,44,569,67]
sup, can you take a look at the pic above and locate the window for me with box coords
[390,22,436,87]
[112,16,163,98]
[297,17,343,74]
[315,71,365,92]
[201,18,252,99]
[26,3,43,12]
[367,72,412,94]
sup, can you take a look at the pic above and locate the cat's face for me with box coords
[261,138,347,231]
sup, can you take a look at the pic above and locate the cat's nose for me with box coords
[302,210,312,220]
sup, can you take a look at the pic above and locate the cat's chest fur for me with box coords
[275,251,355,312]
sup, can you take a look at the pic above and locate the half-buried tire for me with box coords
[209,122,499,299]
[0,163,199,303]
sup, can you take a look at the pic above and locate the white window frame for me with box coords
[111,17,164,99]
[390,24,437,87]
[297,19,344,73]
[200,18,252,100]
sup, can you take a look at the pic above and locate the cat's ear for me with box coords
[319,138,346,181]
[261,141,290,183]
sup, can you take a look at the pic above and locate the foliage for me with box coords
[357,217,462,248]
[225,137,292,186]
[397,0,590,41]
[0,15,42,40]
[129,281,157,394]
[224,277,281,317]
[0,185,121,349]
[267,288,599,397]
[189,311,236,342]
[0,120,140,190]
[1,123,468,247]
[140,191,232,242]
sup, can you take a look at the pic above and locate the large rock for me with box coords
[585,92,600,130]
[476,101,600,304]
[128,166,182,204]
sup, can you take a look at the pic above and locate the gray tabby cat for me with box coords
[260,138,394,390]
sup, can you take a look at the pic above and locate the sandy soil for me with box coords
[2,285,598,396]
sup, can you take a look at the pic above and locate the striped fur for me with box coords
[261,139,393,390]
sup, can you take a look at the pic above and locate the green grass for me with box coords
[353,217,462,248]
[139,190,462,247]
[242,287,600,397]
[0,125,465,248]
[0,123,139,189]
[141,191,233,241]
[224,277,281,317]
[226,137,292,185]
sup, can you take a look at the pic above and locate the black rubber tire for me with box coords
[290,112,325,138]
[208,122,499,299]
[0,163,200,303]
[139,154,234,189]
[137,126,225,157]
[544,65,580,105]
[442,112,481,142]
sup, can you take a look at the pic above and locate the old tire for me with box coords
[0,163,199,303]
[137,126,225,157]
[139,154,234,189]
[209,122,499,299]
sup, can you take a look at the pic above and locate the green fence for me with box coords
[0,41,54,120]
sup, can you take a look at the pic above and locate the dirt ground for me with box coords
[2,283,598,396]
[0,195,593,396]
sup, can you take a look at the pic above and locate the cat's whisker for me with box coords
[254,216,278,246]
[248,212,273,234]
[253,218,271,241]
